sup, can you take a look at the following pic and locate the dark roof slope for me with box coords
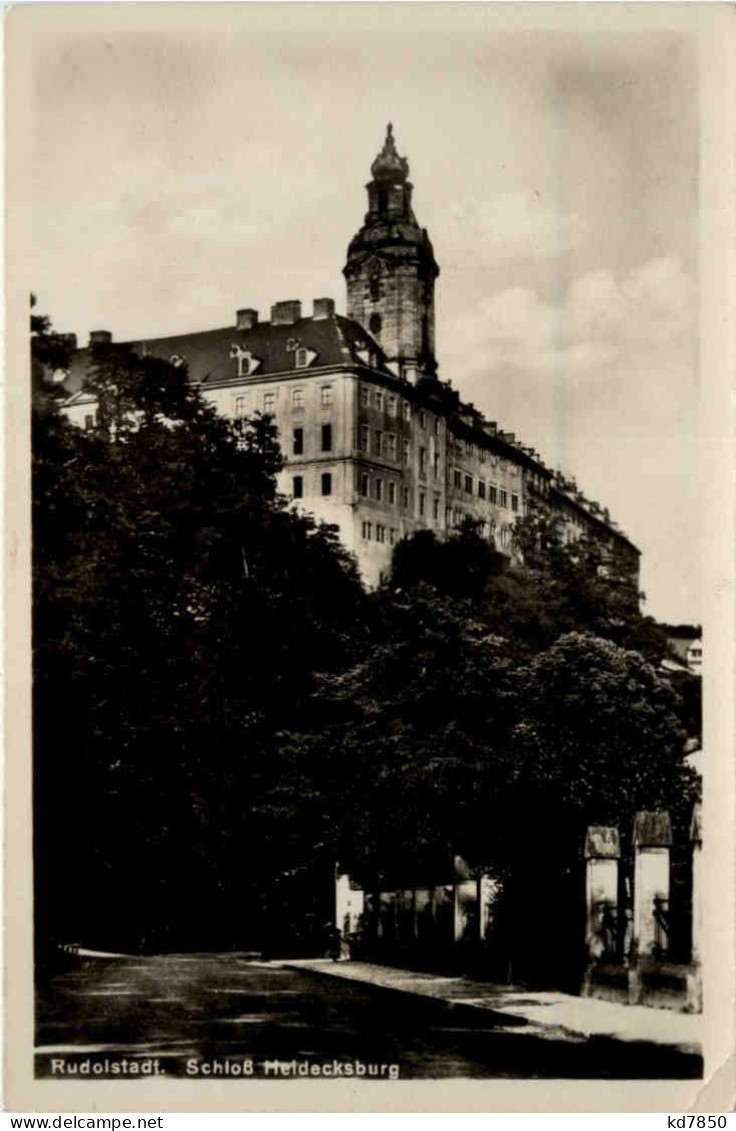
[62,313,390,397]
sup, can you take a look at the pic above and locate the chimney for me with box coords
[312,297,335,320]
[271,300,302,325]
[89,330,112,345]
[63,333,78,351]
[236,308,258,330]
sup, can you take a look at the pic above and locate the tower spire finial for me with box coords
[371,122,409,181]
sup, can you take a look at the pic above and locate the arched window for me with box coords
[369,312,382,335]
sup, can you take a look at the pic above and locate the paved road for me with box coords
[35,953,702,1080]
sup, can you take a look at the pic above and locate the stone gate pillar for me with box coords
[687,802,703,1012]
[632,811,672,958]
[690,802,703,963]
[584,827,620,959]
[479,873,501,942]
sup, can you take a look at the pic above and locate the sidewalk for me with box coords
[284,959,702,1054]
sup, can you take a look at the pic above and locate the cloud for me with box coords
[444,191,589,262]
[444,256,694,379]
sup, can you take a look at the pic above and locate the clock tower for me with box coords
[344,124,439,382]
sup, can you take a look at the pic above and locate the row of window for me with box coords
[357,428,441,477]
[358,472,442,520]
[448,439,520,474]
[360,513,512,548]
[235,384,334,417]
[359,425,399,459]
[450,469,519,510]
[292,473,332,499]
[292,425,333,455]
[361,522,398,545]
[359,474,405,507]
[234,345,315,379]
[360,386,401,417]
[359,386,442,433]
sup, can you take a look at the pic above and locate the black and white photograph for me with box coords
[6,2,734,1114]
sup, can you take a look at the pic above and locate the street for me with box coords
[35,953,702,1080]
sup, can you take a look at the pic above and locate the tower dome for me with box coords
[370,122,410,182]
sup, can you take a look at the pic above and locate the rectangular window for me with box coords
[453,469,462,489]
[359,424,370,452]
[376,524,386,544]
[389,528,396,546]
[489,484,498,505]
[375,429,383,456]
[321,423,333,452]
[84,414,94,431]
[446,507,452,525]
[478,480,486,499]
[420,410,427,430]
[435,417,441,435]
[402,438,410,465]
[321,385,333,406]
[433,496,440,520]
[362,521,372,540]
[361,385,370,407]
[385,433,397,459]
[263,391,275,412]
[293,475,303,499]
[479,447,486,464]
[375,478,383,502]
[403,401,411,422]
[402,485,410,510]
[511,494,519,513]
[499,489,508,508]
[321,472,332,496]
[433,451,440,479]
[419,491,426,517]
[387,395,397,417]
[292,388,304,409]
[375,390,384,411]
[360,473,369,498]
[465,474,473,494]
[234,396,248,417]
[388,481,396,506]
[293,427,304,455]
[419,447,427,476]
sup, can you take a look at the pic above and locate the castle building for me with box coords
[61,126,639,588]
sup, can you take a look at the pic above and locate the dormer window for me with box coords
[229,344,261,377]
[295,348,309,369]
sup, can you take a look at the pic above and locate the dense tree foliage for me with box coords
[33,316,366,955]
[33,303,696,972]
[271,523,694,933]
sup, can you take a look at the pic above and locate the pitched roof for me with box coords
[61,312,391,397]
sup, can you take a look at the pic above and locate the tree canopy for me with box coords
[33,304,696,962]
[33,316,366,953]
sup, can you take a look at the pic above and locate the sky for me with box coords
[24,6,701,624]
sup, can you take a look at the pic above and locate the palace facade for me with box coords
[62,125,639,587]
